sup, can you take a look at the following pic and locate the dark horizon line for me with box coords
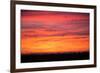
[21,51,89,55]
[21,51,89,63]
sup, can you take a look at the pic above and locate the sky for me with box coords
[21,10,90,55]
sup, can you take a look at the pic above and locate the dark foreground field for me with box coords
[21,52,89,63]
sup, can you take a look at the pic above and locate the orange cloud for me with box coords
[21,10,89,55]
[21,35,89,54]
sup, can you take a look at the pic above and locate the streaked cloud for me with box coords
[21,10,89,54]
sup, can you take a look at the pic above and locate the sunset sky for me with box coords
[21,10,90,55]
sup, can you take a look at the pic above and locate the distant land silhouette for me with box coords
[21,52,89,63]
